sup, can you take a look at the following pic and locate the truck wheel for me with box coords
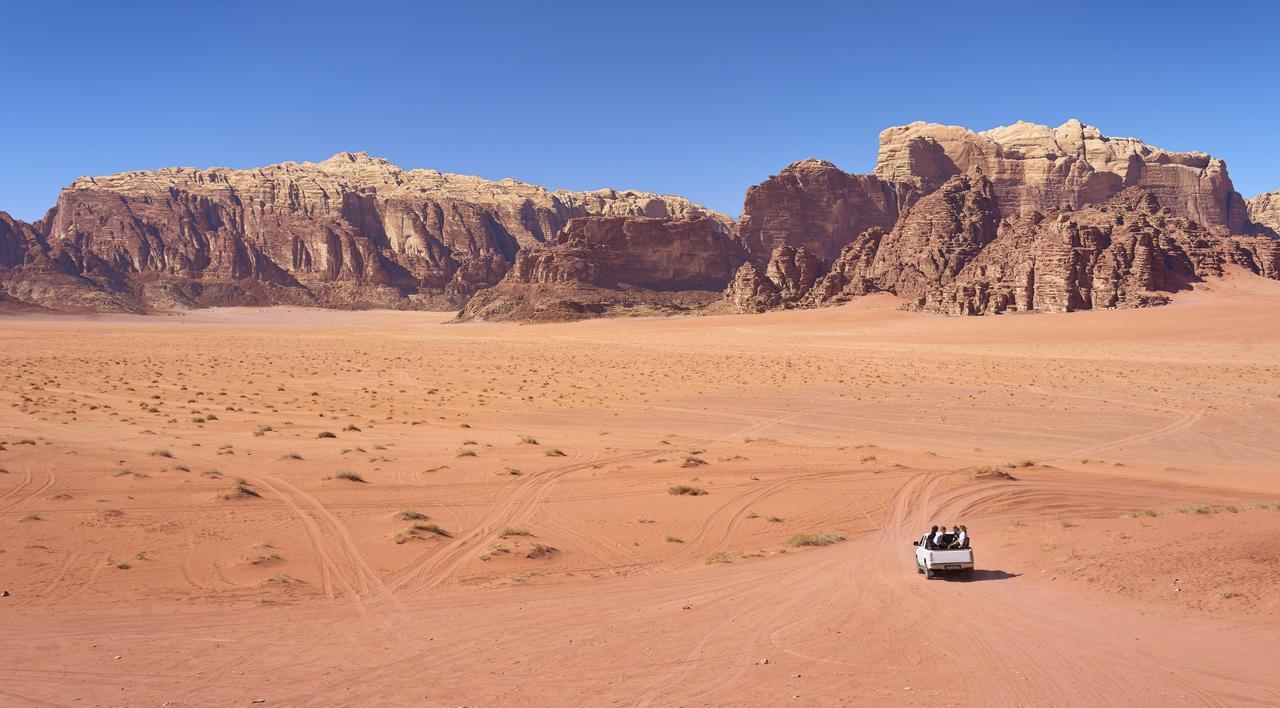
[917,562,924,574]
[925,568,934,580]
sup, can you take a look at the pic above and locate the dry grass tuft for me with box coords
[327,469,366,483]
[785,531,846,547]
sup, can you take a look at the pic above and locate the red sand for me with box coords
[2,276,1279,705]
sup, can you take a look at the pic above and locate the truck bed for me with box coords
[921,548,974,567]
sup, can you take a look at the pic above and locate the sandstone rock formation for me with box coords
[1,152,728,312]
[735,159,905,263]
[723,261,781,313]
[723,119,1279,318]
[461,215,746,322]
[875,119,1249,232]
[725,172,1280,316]
[3,119,1277,319]
[918,189,1279,314]
[721,245,823,313]
[1247,191,1280,235]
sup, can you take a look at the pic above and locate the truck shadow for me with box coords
[943,569,1020,582]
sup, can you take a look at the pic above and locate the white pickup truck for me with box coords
[914,532,974,579]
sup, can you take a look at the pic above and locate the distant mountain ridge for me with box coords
[0,151,727,312]
[2,121,1278,318]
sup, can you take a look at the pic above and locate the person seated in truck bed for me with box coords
[932,525,950,548]
[949,525,968,549]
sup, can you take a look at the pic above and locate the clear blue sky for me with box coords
[3,1,1278,222]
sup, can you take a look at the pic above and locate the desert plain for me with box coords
[2,274,1279,706]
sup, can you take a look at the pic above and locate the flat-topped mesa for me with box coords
[460,214,747,322]
[18,153,728,311]
[735,158,905,263]
[874,119,1250,232]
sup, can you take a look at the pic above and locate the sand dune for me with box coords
[2,277,1278,705]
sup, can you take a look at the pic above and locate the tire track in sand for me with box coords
[387,449,658,594]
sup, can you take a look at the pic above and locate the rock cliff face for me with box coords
[725,173,1280,315]
[1248,191,1280,235]
[722,119,1279,318]
[919,189,1280,315]
[3,119,1277,319]
[2,152,727,312]
[0,211,40,268]
[460,215,746,322]
[875,120,1249,232]
[735,159,905,263]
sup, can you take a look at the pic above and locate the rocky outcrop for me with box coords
[753,174,1280,315]
[0,211,41,269]
[723,261,781,313]
[922,189,1280,314]
[5,152,728,312]
[860,172,1001,303]
[0,211,136,312]
[1248,191,1280,235]
[4,119,1278,320]
[736,159,906,263]
[460,215,747,322]
[722,245,822,312]
[727,173,1001,312]
[728,118,1269,316]
[722,120,1280,318]
[875,120,1250,232]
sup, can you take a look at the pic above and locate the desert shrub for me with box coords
[525,543,554,559]
[681,456,707,468]
[666,536,684,543]
[544,448,567,457]
[785,531,846,547]
[411,522,450,537]
[398,510,427,521]
[223,480,261,499]
[499,527,532,539]
[328,469,366,483]
[668,485,708,496]
[457,449,478,457]
[317,431,337,439]
[150,448,173,458]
